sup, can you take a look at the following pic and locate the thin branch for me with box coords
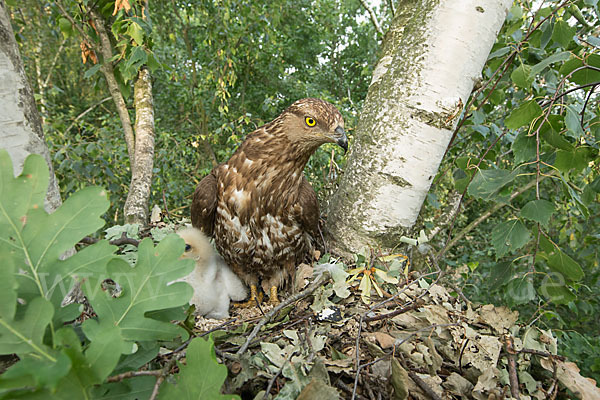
[106,369,161,383]
[580,83,598,130]
[149,354,180,400]
[504,335,521,400]
[263,351,296,399]
[386,0,395,17]
[437,174,552,260]
[358,0,383,36]
[236,273,329,355]
[404,363,443,400]
[79,232,140,247]
[88,8,136,166]
[43,38,67,87]
[540,80,600,107]
[64,97,112,136]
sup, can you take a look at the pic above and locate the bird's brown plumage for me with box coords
[191,98,347,300]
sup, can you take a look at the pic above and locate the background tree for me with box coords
[0,0,61,212]
[326,0,513,255]
[54,0,158,224]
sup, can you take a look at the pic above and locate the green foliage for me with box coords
[430,0,600,381]
[10,0,381,222]
[0,152,221,398]
[160,336,240,399]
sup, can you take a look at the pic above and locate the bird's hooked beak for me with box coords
[334,126,348,154]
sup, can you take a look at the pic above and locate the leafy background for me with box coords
[3,0,600,395]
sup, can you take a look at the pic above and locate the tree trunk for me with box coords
[123,66,155,224]
[0,1,62,213]
[89,9,136,166]
[326,0,511,256]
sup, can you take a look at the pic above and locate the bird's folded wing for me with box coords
[191,170,218,237]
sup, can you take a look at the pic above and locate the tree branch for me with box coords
[358,0,383,36]
[88,8,136,167]
[43,38,67,87]
[64,97,112,136]
[437,174,553,260]
[236,273,329,355]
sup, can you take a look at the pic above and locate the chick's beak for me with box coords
[334,126,348,154]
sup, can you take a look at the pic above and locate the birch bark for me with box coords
[326,0,512,256]
[123,67,155,224]
[0,2,62,212]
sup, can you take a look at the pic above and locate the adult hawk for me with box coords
[191,98,347,304]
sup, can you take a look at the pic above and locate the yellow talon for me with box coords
[268,286,279,305]
[234,284,263,308]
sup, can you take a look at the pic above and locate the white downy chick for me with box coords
[176,227,247,319]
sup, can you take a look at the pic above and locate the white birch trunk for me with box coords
[0,2,62,212]
[326,0,511,256]
[123,66,155,224]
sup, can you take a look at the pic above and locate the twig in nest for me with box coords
[352,270,443,400]
[149,354,181,400]
[106,369,162,383]
[519,348,565,361]
[401,356,443,400]
[79,232,140,247]
[363,301,422,323]
[504,335,521,400]
[337,380,368,400]
[263,351,296,399]
[236,273,329,355]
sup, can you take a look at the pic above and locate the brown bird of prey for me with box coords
[191,98,347,305]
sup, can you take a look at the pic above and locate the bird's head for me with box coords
[280,98,348,154]
[176,227,214,267]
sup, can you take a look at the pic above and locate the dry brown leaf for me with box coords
[370,331,396,349]
[113,0,132,15]
[540,359,600,400]
[477,304,519,334]
[80,41,97,64]
[294,263,313,292]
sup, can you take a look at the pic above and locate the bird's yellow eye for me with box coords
[305,117,316,127]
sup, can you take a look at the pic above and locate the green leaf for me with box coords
[468,168,519,200]
[0,297,54,359]
[125,46,148,71]
[552,20,576,48]
[554,147,593,173]
[84,235,194,341]
[91,375,156,399]
[540,278,576,305]
[530,51,571,76]
[564,106,585,139]
[506,278,535,305]
[559,175,589,218]
[511,64,533,89]
[491,220,531,258]
[84,63,102,79]
[159,336,240,399]
[559,55,600,85]
[547,250,584,281]
[58,17,73,39]
[0,352,71,391]
[512,132,536,164]
[505,100,543,129]
[127,21,145,46]
[82,319,128,382]
[539,115,572,151]
[519,200,555,227]
[489,262,514,288]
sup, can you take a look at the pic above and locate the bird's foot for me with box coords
[267,286,279,306]
[233,284,263,308]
